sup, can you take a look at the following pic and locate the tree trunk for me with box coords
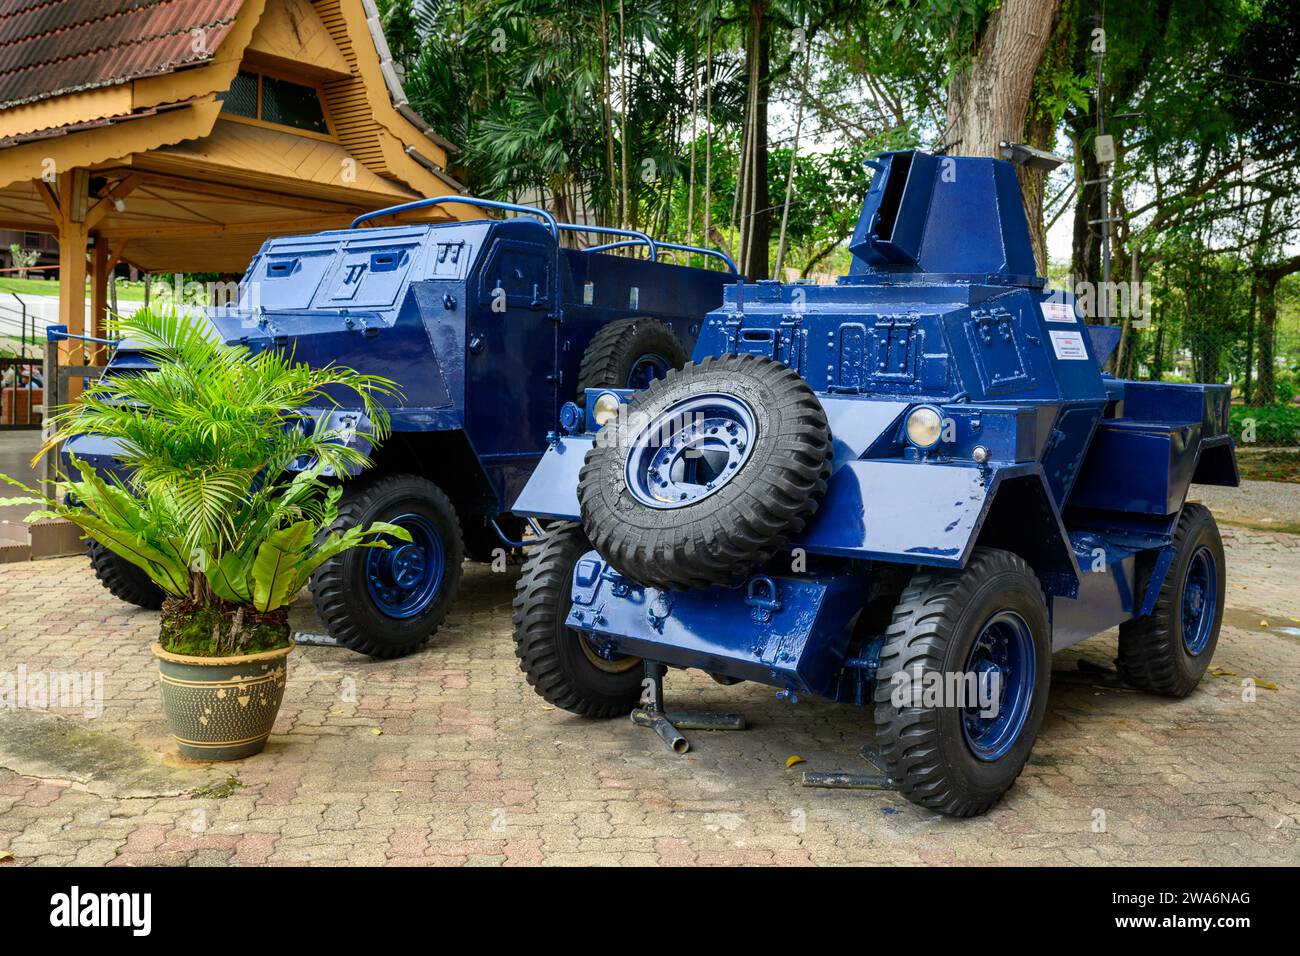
[1251,255,1300,405]
[940,0,1062,157]
[941,0,1061,277]
[686,35,699,251]
[776,23,811,277]
[1253,273,1278,406]
[1243,279,1256,403]
[1151,309,1165,380]
[703,25,713,254]
[1018,110,1054,273]
[599,3,617,226]
[1070,124,1101,296]
[618,0,630,228]
[740,0,770,279]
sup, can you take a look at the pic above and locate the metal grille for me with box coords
[260,75,328,133]
[218,70,257,119]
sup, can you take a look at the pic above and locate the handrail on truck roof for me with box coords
[351,195,735,272]
[350,196,559,237]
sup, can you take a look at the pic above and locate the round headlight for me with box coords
[905,406,944,448]
[592,392,622,427]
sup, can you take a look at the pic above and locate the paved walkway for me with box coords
[0,519,1297,866]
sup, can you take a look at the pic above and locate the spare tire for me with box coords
[576,317,689,393]
[578,353,831,590]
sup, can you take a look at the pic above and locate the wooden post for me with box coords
[41,332,60,494]
[89,235,109,365]
[56,170,90,401]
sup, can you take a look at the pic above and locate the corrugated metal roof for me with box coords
[0,0,244,112]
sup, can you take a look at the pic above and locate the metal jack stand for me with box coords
[630,661,746,754]
[802,744,897,791]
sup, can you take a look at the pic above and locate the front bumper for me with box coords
[565,552,867,698]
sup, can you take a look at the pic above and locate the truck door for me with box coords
[466,233,560,504]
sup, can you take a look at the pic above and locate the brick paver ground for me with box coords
[0,508,1297,866]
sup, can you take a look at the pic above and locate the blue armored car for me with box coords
[510,151,1240,816]
[70,197,737,658]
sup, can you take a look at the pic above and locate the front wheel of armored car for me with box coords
[512,523,642,718]
[87,539,165,610]
[873,548,1052,817]
[310,474,464,659]
[1116,503,1225,698]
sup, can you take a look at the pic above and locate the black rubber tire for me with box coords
[575,317,689,394]
[87,539,165,610]
[1117,503,1225,698]
[512,522,642,718]
[309,473,464,659]
[578,353,831,591]
[873,548,1052,817]
[462,515,524,564]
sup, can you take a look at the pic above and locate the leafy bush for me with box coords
[1231,403,1300,446]
[1274,369,1297,406]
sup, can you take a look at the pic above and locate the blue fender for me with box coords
[797,460,1079,597]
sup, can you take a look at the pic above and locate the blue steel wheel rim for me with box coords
[961,610,1035,762]
[364,513,445,619]
[625,352,672,390]
[624,392,758,509]
[1181,545,1217,656]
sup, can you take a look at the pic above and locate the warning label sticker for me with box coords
[1049,329,1089,361]
[1040,301,1077,323]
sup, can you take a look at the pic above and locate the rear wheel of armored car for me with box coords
[1116,503,1225,698]
[578,353,831,591]
[310,474,464,659]
[87,539,165,610]
[873,548,1051,817]
[575,317,689,393]
[512,523,642,718]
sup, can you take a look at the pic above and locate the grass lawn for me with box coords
[0,276,148,302]
[1236,447,1300,483]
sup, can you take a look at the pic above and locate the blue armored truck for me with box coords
[510,151,1240,816]
[67,197,737,658]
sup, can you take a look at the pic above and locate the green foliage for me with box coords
[1274,369,1297,405]
[2,307,409,656]
[1231,403,1300,446]
[8,243,40,274]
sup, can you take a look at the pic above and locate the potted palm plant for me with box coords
[4,307,406,760]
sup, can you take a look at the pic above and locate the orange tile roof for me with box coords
[0,0,244,111]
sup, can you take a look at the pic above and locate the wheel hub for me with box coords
[384,544,428,589]
[576,632,641,673]
[961,610,1035,762]
[625,394,758,509]
[1181,545,1217,655]
[365,513,446,619]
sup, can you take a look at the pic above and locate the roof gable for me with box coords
[244,0,350,80]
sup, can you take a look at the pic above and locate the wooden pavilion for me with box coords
[0,0,470,358]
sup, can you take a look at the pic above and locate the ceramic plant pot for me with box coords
[152,642,293,760]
